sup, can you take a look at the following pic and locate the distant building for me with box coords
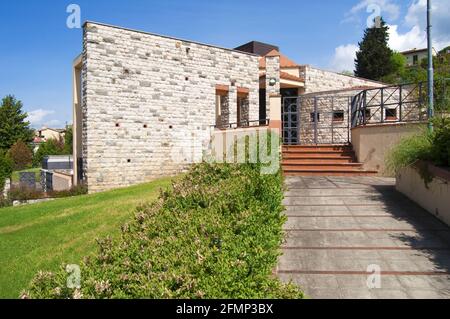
[401,48,435,67]
[34,127,66,143]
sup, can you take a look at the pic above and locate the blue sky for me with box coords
[0,0,448,128]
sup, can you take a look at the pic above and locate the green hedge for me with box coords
[22,163,303,299]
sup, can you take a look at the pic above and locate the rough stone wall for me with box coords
[265,55,281,117]
[81,22,259,192]
[216,95,230,129]
[301,65,382,94]
[298,96,351,144]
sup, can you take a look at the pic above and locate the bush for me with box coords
[386,130,432,175]
[387,118,450,174]
[0,196,12,208]
[33,138,66,167]
[9,184,88,202]
[0,151,13,191]
[429,117,450,167]
[22,162,303,299]
[48,185,88,198]
[8,186,44,201]
[8,140,33,171]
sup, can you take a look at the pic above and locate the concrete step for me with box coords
[283,156,355,165]
[283,151,355,158]
[283,169,378,177]
[283,164,364,171]
[283,152,355,161]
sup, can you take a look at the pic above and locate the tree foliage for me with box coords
[33,138,66,167]
[355,17,395,81]
[0,150,13,191]
[0,96,34,151]
[8,141,33,171]
[64,126,73,154]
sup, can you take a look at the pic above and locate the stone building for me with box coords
[72,22,385,192]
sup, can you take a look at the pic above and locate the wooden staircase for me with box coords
[282,144,378,176]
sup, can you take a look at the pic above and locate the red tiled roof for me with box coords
[280,71,304,82]
[259,50,299,69]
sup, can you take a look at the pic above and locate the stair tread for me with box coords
[283,168,377,173]
[281,161,363,166]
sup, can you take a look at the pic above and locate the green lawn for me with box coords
[0,177,173,299]
[11,168,41,183]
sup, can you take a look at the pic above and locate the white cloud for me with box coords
[27,109,55,127]
[334,0,450,70]
[388,24,426,52]
[330,44,358,72]
[402,0,450,50]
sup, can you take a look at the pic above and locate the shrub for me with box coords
[23,162,303,299]
[9,184,88,202]
[48,185,88,198]
[0,150,13,191]
[387,118,450,175]
[0,196,12,208]
[386,130,432,175]
[429,117,450,167]
[9,186,45,201]
[8,140,33,171]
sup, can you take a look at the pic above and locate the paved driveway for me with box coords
[278,176,450,299]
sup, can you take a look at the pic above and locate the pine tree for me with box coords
[0,95,34,151]
[355,17,395,80]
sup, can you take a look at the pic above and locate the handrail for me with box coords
[213,119,270,130]
[351,79,450,128]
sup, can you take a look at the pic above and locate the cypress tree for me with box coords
[355,17,395,80]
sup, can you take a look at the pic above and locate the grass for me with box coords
[11,168,41,183]
[0,177,173,299]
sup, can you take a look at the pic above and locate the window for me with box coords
[332,110,345,122]
[215,86,229,129]
[413,55,418,65]
[237,91,249,127]
[310,112,320,122]
[385,108,397,120]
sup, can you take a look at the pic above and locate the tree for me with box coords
[33,137,65,167]
[355,17,395,81]
[64,126,73,154]
[8,140,33,171]
[0,96,34,151]
[0,150,13,191]
[381,52,408,84]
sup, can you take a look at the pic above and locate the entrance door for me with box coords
[282,97,299,145]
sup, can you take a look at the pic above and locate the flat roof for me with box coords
[83,21,259,57]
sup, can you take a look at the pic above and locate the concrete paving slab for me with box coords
[278,176,450,299]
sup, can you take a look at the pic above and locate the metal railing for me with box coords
[282,96,352,145]
[352,79,450,128]
[214,119,270,130]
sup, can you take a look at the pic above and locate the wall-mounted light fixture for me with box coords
[269,78,277,86]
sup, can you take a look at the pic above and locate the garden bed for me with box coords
[396,161,450,226]
[22,163,303,299]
